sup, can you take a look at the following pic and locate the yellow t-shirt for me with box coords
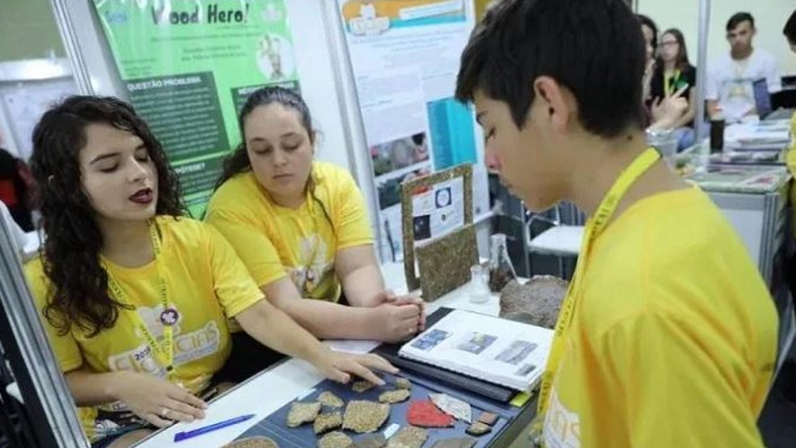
[205,162,373,301]
[787,111,796,169]
[24,216,263,442]
[542,188,778,448]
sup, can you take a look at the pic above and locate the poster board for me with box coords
[0,59,78,161]
[91,0,301,217]
[335,0,491,262]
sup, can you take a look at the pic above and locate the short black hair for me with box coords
[727,12,755,32]
[456,0,645,138]
[637,14,659,50]
[785,9,796,44]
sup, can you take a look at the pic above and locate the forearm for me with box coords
[65,369,127,406]
[341,264,386,307]
[278,298,380,340]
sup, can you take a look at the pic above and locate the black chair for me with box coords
[772,75,796,110]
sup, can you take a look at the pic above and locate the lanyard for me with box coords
[664,70,681,97]
[105,221,176,380]
[535,148,660,420]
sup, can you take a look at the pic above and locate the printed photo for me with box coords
[516,363,537,377]
[456,332,497,355]
[371,133,429,177]
[413,215,431,241]
[495,340,537,366]
[376,167,430,210]
[256,33,296,80]
[411,329,451,351]
[435,186,452,208]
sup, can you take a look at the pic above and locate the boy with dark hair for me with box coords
[706,11,781,121]
[785,9,796,49]
[457,0,777,447]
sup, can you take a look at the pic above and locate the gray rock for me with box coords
[499,277,568,329]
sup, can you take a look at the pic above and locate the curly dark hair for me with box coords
[30,95,184,337]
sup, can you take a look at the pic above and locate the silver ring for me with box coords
[161,408,170,419]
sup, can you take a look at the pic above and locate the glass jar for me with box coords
[469,265,491,304]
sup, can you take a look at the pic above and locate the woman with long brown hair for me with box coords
[206,87,425,359]
[649,28,698,150]
[25,95,394,448]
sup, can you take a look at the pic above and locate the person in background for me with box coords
[206,87,424,374]
[707,12,782,122]
[456,0,777,446]
[638,14,659,104]
[25,96,395,448]
[0,143,35,231]
[649,29,697,150]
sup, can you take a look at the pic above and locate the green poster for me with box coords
[94,0,300,217]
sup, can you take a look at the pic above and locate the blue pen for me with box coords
[173,414,256,442]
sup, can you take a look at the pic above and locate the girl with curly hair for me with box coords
[25,96,394,448]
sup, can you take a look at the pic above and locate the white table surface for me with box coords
[136,262,499,447]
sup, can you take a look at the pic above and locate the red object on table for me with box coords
[406,400,454,428]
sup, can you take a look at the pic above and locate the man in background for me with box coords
[706,12,781,122]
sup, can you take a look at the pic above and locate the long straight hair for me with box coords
[658,28,692,73]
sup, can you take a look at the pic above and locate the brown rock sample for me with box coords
[342,400,390,433]
[318,432,354,448]
[286,401,321,428]
[314,412,343,434]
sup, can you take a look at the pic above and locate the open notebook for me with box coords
[399,309,554,391]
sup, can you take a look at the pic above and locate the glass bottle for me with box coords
[488,233,517,293]
[469,265,491,304]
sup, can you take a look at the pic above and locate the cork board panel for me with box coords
[401,164,474,292]
[416,224,478,302]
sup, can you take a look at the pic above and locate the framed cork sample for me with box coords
[400,164,475,300]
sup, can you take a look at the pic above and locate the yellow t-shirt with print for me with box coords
[24,216,263,443]
[205,162,373,301]
[542,188,778,448]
